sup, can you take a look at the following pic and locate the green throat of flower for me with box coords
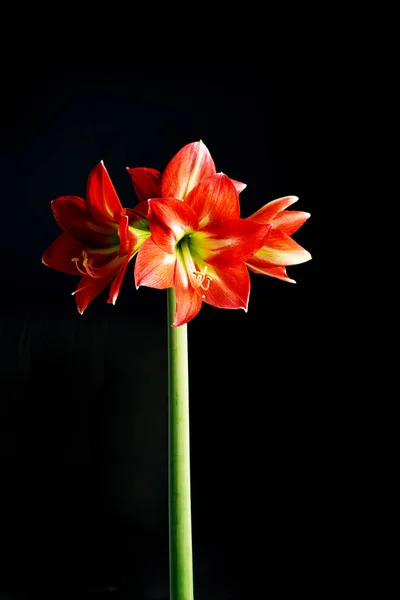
[177,235,212,295]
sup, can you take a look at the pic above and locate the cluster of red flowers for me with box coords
[43,142,311,326]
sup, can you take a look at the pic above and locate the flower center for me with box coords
[179,237,212,298]
[71,250,101,278]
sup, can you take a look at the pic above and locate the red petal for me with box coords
[230,179,247,194]
[185,173,240,226]
[86,161,123,221]
[128,200,150,219]
[126,167,162,203]
[52,196,116,245]
[249,230,312,266]
[201,262,250,311]
[271,210,310,235]
[197,219,271,265]
[73,272,117,314]
[134,238,176,289]
[173,259,203,326]
[107,248,133,305]
[42,233,86,274]
[147,198,198,254]
[246,262,296,283]
[161,141,216,200]
[247,196,299,223]
[118,211,129,256]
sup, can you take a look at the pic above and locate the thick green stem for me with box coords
[167,288,194,600]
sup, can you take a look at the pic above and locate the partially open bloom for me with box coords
[246,196,311,283]
[134,173,271,326]
[42,161,150,313]
[127,140,246,209]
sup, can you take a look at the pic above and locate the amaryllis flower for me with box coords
[42,161,150,313]
[245,196,311,283]
[134,173,271,326]
[126,140,246,208]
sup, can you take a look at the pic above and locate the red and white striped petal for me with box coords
[161,141,216,200]
[126,167,162,203]
[249,230,312,266]
[193,219,271,265]
[201,262,250,311]
[185,173,240,227]
[135,238,176,289]
[86,161,123,221]
[147,198,198,254]
[173,260,203,326]
[271,210,310,235]
[230,179,247,194]
[247,196,299,223]
[246,262,297,283]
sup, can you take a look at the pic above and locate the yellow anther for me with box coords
[71,250,100,278]
[192,265,212,290]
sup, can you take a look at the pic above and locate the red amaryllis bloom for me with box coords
[245,196,311,283]
[126,140,246,207]
[134,173,271,326]
[42,161,150,313]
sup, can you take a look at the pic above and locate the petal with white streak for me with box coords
[201,262,250,311]
[249,230,312,266]
[247,196,299,223]
[185,173,240,227]
[161,140,216,200]
[147,198,198,254]
[134,238,176,289]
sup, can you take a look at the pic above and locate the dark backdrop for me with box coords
[0,29,321,600]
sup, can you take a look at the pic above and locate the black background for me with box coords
[0,19,322,599]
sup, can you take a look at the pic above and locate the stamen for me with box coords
[71,256,88,276]
[81,251,98,277]
[192,265,212,290]
[71,250,102,278]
